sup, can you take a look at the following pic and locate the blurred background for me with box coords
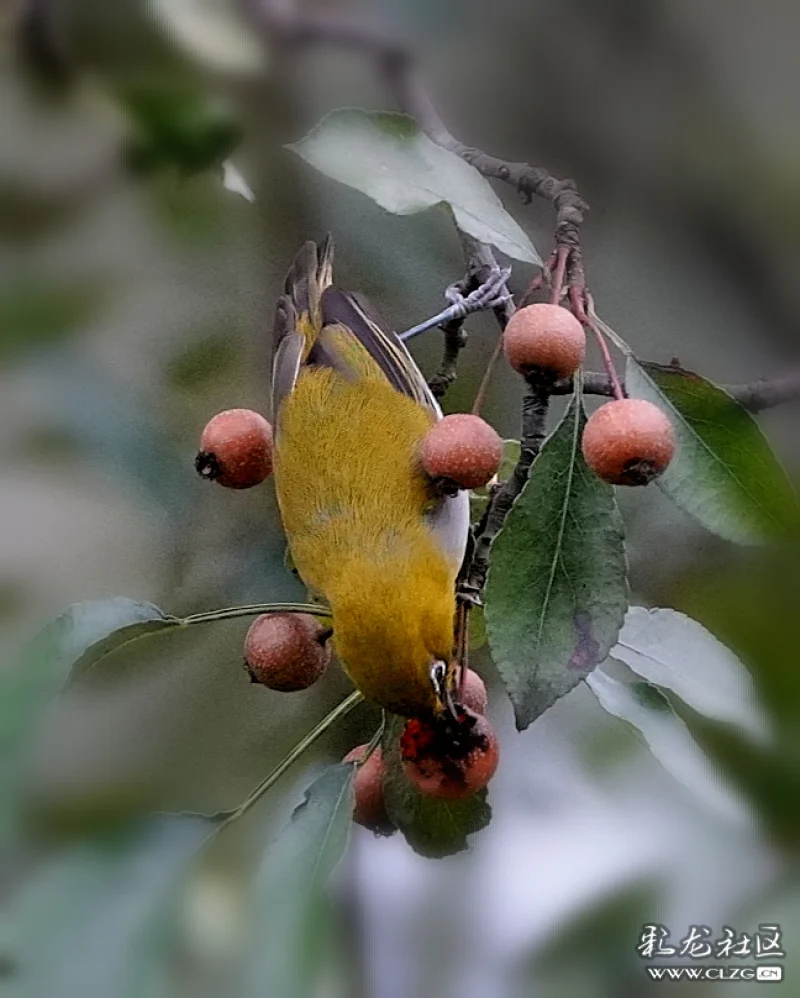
[1,0,799,995]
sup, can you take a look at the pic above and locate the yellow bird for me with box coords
[271,237,470,717]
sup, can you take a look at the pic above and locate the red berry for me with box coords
[343,744,393,833]
[420,413,503,490]
[503,303,586,380]
[582,398,676,486]
[243,613,330,691]
[456,669,488,715]
[196,409,273,489]
[400,712,499,799]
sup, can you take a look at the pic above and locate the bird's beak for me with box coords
[429,660,459,722]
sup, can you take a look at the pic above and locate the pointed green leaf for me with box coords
[0,599,179,844]
[2,598,178,719]
[612,606,768,742]
[4,814,216,998]
[380,715,491,858]
[485,394,628,729]
[242,764,355,998]
[626,359,799,544]
[287,109,540,264]
[1,599,324,845]
[587,661,745,822]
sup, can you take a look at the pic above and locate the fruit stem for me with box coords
[570,289,625,402]
[471,335,505,416]
[454,599,470,699]
[181,602,332,626]
[518,269,545,309]
[360,715,386,765]
[587,315,625,402]
[549,245,569,305]
[218,690,365,829]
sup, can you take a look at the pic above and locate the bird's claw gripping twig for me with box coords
[448,265,513,318]
[399,267,513,342]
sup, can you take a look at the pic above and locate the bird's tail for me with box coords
[271,236,334,419]
[279,235,334,347]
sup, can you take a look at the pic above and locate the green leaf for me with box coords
[485,394,628,730]
[0,599,178,844]
[3,815,216,998]
[241,764,355,998]
[287,110,540,264]
[626,359,799,544]
[612,606,768,742]
[469,605,487,653]
[586,661,745,823]
[380,715,491,858]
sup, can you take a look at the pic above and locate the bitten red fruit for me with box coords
[243,613,330,691]
[503,303,586,380]
[196,409,273,489]
[420,413,503,490]
[582,398,676,486]
[400,711,499,799]
[343,744,393,833]
[456,669,488,715]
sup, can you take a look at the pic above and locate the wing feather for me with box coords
[319,287,436,412]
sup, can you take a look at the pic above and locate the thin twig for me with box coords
[218,690,364,830]
[245,0,800,607]
[466,381,551,596]
[428,316,468,401]
[549,246,569,305]
[246,0,579,300]
[248,1,586,246]
[182,602,331,626]
[471,336,505,416]
[549,370,800,412]
[586,316,624,401]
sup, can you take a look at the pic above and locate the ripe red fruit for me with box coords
[343,744,393,834]
[456,669,488,715]
[243,613,330,691]
[420,413,503,490]
[196,409,273,489]
[582,398,676,486]
[503,303,586,380]
[400,711,499,799]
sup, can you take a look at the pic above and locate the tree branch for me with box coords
[245,0,586,264]
[465,381,551,597]
[551,370,800,412]
[244,0,798,608]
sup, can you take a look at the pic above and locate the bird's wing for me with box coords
[272,238,470,571]
[317,287,436,413]
[317,281,469,573]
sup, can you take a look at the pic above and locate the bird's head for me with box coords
[328,545,457,717]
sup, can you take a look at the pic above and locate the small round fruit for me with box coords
[582,398,676,486]
[243,613,330,691]
[420,413,503,490]
[457,669,488,715]
[400,712,499,799]
[343,744,393,833]
[196,409,273,489]
[503,303,586,380]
